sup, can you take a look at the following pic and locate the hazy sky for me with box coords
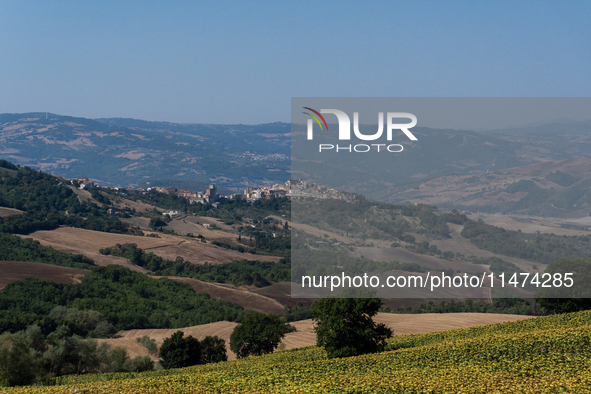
[1,1,589,124]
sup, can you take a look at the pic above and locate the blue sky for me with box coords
[0,1,589,124]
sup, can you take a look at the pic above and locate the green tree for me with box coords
[135,335,158,356]
[0,330,38,386]
[149,217,167,230]
[158,331,201,369]
[311,298,392,359]
[230,312,289,358]
[200,335,227,364]
[537,257,591,313]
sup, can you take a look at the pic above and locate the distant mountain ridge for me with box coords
[0,113,290,189]
[1,112,590,215]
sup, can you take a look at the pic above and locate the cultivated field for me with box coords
[470,213,591,237]
[109,195,164,214]
[143,236,280,265]
[98,321,239,361]
[0,207,23,217]
[164,215,238,240]
[68,186,100,205]
[21,227,279,267]
[99,312,532,362]
[276,217,352,244]
[250,282,311,307]
[0,261,89,290]
[164,277,285,314]
[350,222,541,275]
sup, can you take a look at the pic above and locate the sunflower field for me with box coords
[3,309,591,393]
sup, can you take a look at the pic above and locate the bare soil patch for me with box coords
[67,186,100,206]
[164,277,284,314]
[430,223,544,273]
[121,216,151,229]
[352,246,481,273]
[0,207,24,217]
[0,261,89,290]
[250,282,314,308]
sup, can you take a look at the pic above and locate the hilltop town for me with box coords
[65,177,357,206]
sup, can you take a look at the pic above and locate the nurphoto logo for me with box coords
[303,107,418,153]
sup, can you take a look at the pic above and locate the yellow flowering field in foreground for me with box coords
[3,310,591,393]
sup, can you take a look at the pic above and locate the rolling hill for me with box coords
[0,113,290,189]
[9,310,588,393]
[389,156,591,217]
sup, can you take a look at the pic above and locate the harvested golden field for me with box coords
[145,234,280,265]
[0,261,89,290]
[164,277,285,314]
[98,321,239,361]
[22,227,279,268]
[98,312,531,363]
[167,215,237,237]
[280,312,532,350]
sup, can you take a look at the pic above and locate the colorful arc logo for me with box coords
[302,107,329,131]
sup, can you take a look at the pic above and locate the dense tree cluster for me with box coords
[0,265,246,333]
[0,161,130,235]
[0,324,152,387]
[159,331,227,369]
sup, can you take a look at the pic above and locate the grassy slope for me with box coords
[8,310,591,393]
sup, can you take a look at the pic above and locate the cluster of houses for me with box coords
[150,184,226,205]
[61,176,356,206]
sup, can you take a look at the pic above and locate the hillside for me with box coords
[97,312,530,362]
[389,156,591,217]
[3,113,591,197]
[0,113,289,188]
[22,226,279,266]
[291,119,591,203]
[0,261,88,290]
[10,310,589,393]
